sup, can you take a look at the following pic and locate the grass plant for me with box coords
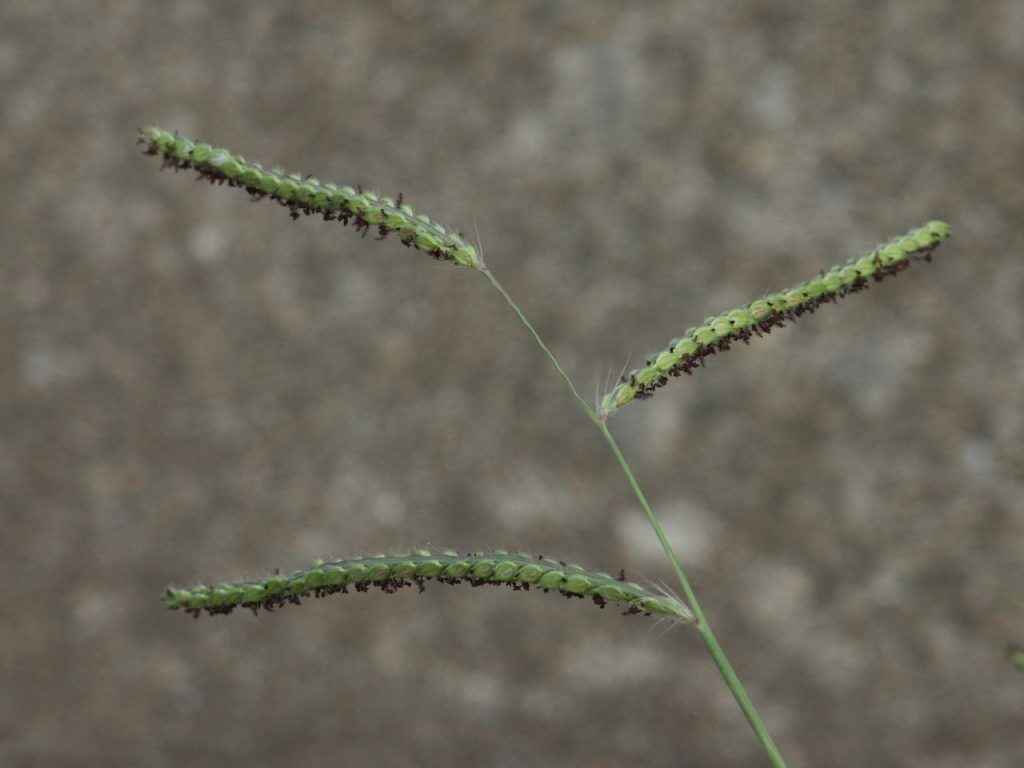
[141,126,951,767]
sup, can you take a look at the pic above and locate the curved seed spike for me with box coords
[600,222,951,416]
[162,551,695,623]
[137,126,482,269]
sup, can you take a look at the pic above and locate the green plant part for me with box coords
[600,221,952,416]
[163,550,695,622]
[144,127,955,768]
[1010,644,1024,671]
[137,127,481,268]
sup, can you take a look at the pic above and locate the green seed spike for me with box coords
[162,550,695,623]
[137,126,482,269]
[600,222,952,416]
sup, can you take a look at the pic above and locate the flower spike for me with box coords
[163,549,695,623]
[600,221,951,416]
[138,126,481,269]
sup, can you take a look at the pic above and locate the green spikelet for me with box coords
[162,550,695,623]
[138,126,481,268]
[600,221,951,415]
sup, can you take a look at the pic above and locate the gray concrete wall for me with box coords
[2,2,1022,766]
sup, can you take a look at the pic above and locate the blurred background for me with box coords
[1,2,1022,766]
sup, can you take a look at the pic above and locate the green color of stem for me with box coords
[480,265,788,768]
[597,421,787,768]
[480,267,595,420]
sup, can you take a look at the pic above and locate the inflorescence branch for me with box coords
[138,127,482,269]
[600,221,951,416]
[163,550,695,622]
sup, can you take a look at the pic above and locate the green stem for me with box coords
[481,267,594,420]
[597,421,787,768]
[480,265,788,768]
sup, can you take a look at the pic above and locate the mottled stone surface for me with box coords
[1,2,1022,767]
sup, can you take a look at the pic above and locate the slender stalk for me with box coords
[597,421,787,768]
[481,265,788,768]
[480,267,594,420]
